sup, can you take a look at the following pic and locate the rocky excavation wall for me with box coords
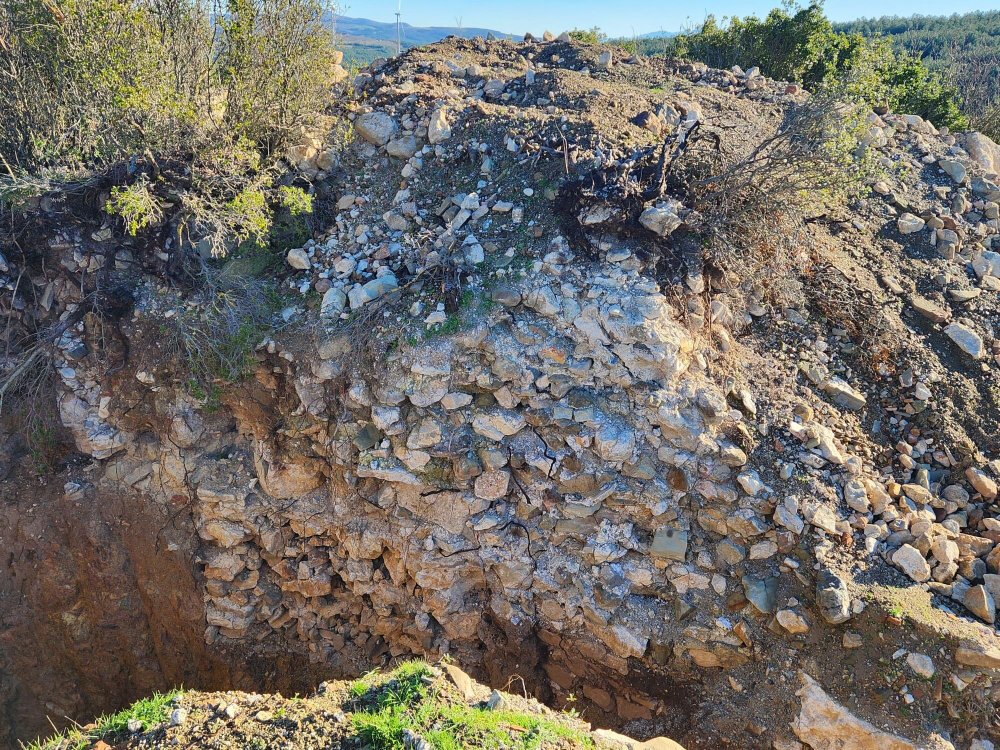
[37,260,719,733]
[5,35,1000,750]
[4,244,996,750]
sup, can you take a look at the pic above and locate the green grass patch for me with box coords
[23,689,180,750]
[349,662,592,750]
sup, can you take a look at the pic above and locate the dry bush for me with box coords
[948,53,1000,141]
[679,87,880,308]
[167,260,289,397]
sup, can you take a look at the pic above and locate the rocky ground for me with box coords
[3,31,1000,750]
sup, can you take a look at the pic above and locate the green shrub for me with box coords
[661,3,967,130]
[568,27,606,45]
[106,177,164,235]
[0,0,340,170]
[219,0,339,148]
[278,185,313,216]
[0,0,210,170]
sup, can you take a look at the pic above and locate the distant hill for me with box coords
[335,15,514,67]
[638,30,679,39]
[336,15,512,45]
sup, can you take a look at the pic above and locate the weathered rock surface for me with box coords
[793,674,922,750]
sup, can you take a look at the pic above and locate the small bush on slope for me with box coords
[0,0,337,171]
[0,0,337,259]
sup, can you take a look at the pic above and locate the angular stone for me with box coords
[474,469,510,500]
[816,569,851,625]
[428,108,451,144]
[406,418,442,449]
[930,536,959,565]
[472,410,526,441]
[822,377,866,410]
[938,159,967,183]
[944,323,985,359]
[286,248,310,270]
[320,287,346,317]
[910,295,950,324]
[774,497,805,535]
[955,641,1000,669]
[386,134,419,158]
[356,111,398,145]
[891,544,930,582]
[524,286,560,316]
[902,483,933,504]
[777,609,810,635]
[963,584,996,624]
[963,131,1000,174]
[594,423,636,462]
[638,202,682,236]
[442,664,475,700]
[742,575,778,615]
[441,392,474,410]
[897,213,925,235]
[966,467,998,499]
[649,527,688,562]
[794,673,920,750]
[905,652,935,679]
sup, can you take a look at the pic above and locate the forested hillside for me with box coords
[835,11,1000,61]
[835,11,1000,135]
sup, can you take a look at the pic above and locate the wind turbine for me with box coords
[395,0,402,56]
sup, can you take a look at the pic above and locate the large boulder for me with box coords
[356,111,398,146]
[793,673,925,750]
[963,131,1000,176]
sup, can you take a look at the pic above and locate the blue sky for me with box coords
[346,0,999,37]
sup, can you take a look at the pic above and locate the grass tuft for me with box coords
[21,689,181,750]
[349,662,592,750]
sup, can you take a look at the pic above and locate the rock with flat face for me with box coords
[891,544,930,582]
[639,202,683,236]
[286,248,310,270]
[794,673,922,749]
[943,322,985,359]
[963,131,1000,175]
[428,108,452,144]
[386,134,419,158]
[816,569,852,624]
[742,575,778,614]
[822,377,867,410]
[897,213,925,234]
[966,467,998,499]
[963,584,996,624]
[356,111,398,145]
[956,641,1000,669]
[906,652,935,679]
[650,527,688,561]
[594,422,636,462]
[777,609,810,634]
[938,159,967,183]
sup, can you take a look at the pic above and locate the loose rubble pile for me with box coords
[4,33,1000,750]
